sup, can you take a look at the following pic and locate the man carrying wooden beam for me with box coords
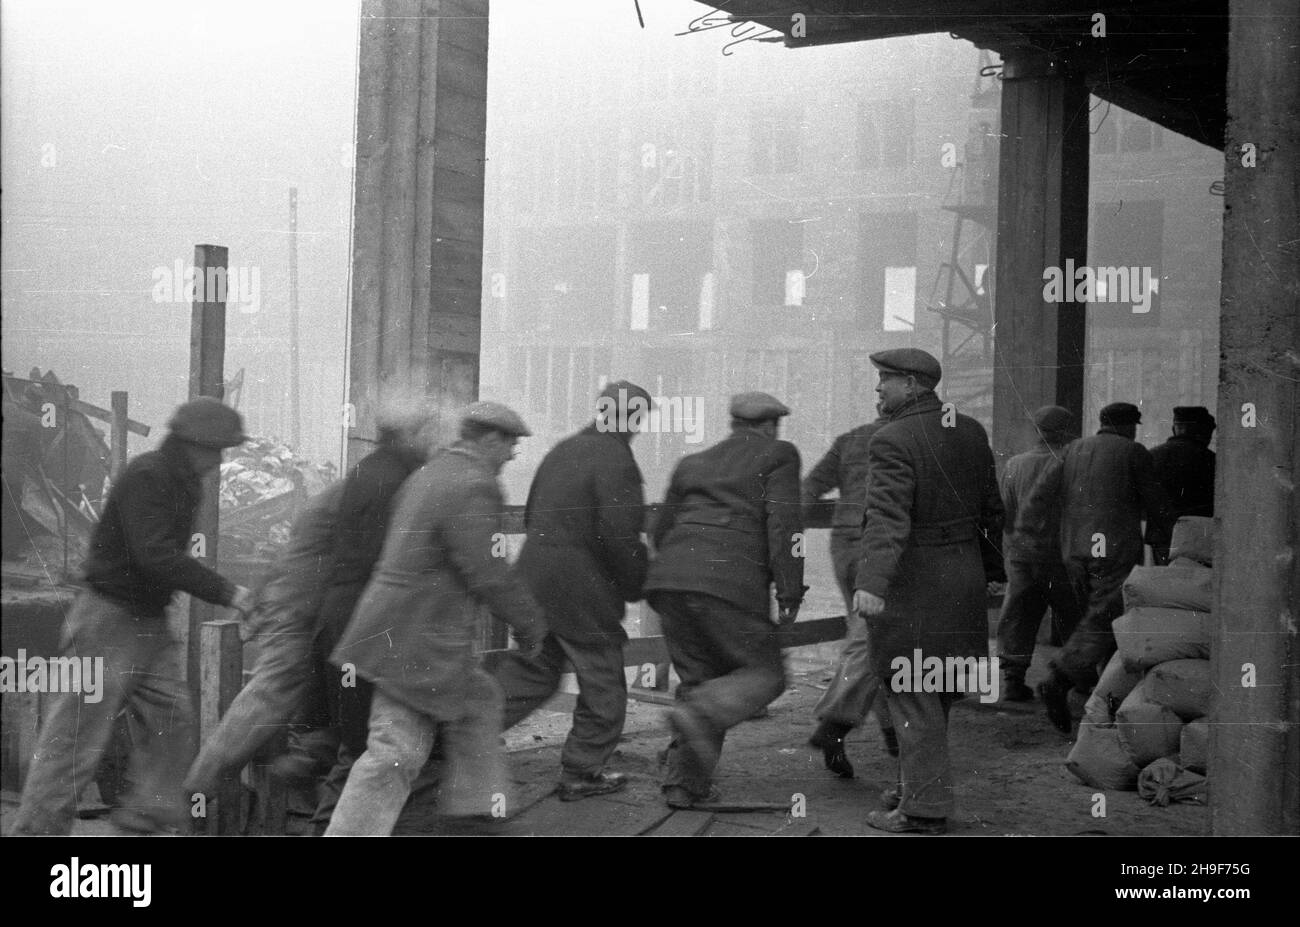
[9,398,253,835]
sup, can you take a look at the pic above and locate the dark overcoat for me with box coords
[854,393,1004,673]
[645,425,804,615]
[330,442,546,717]
[516,423,648,640]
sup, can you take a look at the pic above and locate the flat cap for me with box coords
[729,391,790,421]
[1099,401,1142,427]
[1032,405,1075,434]
[168,397,248,449]
[461,401,531,437]
[1173,406,1215,428]
[869,348,942,389]
[598,379,652,407]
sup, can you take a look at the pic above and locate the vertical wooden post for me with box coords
[990,55,1090,465]
[346,0,489,467]
[1210,0,1300,836]
[110,391,129,481]
[187,244,227,702]
[199,619,243,835]
[288,187,302,451]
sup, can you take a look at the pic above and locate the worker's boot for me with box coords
[558,769,629,802]
[1002,673,1034,703]
[1037,672,1074,734]
[809,720,855,778]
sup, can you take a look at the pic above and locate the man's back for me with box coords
[1058,431,1162,562]
[1151,435,1215,519]
[647,429,803,614]
[520,424,647,601]
[1001,444,1068,563]
[803,422,882,533]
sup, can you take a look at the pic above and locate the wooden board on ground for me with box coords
[769,820,822,836]
[648,809,714,836]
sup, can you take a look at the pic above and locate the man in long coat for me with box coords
[1020,402,1170,732]
[324,403,546,835]
[996,405,1082,702]
[493,381,649,800]
[803,410,897,777]
[310,401,431,827]
[645,392,805,809]
[1145,405,1216,563]
[853,349,1004,835]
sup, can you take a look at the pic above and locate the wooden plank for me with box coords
[649,809,714,836]
[69,398,149,436]
[769,820,822,836]
[199,619,243,835]
[109,392,129,479]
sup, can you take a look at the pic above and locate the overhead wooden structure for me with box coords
[345,0,1296,833]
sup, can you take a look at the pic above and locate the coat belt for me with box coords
[909,520,978,546]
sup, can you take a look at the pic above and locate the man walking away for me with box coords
[996,406,1082,702]
[1146,406,1215,564]
[803,410,897,777]
[645,392,805,809]
[1021,402,1170,733]
[184,480,345,799]
[324,403,546,835]
[853,349,1004,835]
[11,398,252,835]
[494,381,650,801]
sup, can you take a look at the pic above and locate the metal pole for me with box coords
[289,187,301,451]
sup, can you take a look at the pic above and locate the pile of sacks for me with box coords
[1065,517,1214,805]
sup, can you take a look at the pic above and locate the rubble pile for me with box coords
[218,437,336,560]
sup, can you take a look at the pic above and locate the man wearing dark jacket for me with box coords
[803,412,897,778]
[1146,406,1216,563]
[311,400,431,828]
[996,405,1083,701]
[646,392,805,809]
[1020,402,1171,733]
[325,403,546,835]
[854,349,1003,834]
[11,398,252,835]
[494,381,650,800]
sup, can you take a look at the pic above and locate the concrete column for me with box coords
[990,56,1089,464]
[347,0,489,463]
[1210,0,1300,836]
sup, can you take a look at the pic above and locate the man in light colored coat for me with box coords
[324,402,546,835]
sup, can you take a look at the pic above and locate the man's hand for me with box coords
[229,585,255,618]
[777,602,801,626]
[853,589,885,617]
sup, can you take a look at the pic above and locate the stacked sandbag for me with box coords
[1065,517,1218,793]
[1169,516,1213,566]
[1179,719,1209,773]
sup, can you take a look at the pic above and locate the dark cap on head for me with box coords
[1032,405,1075,436]
[729,391,790,422]
[1099,401,1142,427]
[461,401,531,437]
[1173,406,1216,429]
[598,379,652,407]
[869,348,942,389]
[168,397,248,449]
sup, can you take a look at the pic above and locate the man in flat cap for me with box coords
[325,402,547,835]
[803,405,898,778]
[645,391,805,808]
[12,397,253,835]
[493,381,650,800]
[310,395,436,829]
[1146,406,1216,564]
[1019,402,1171,733]
[995,406,1083,702]
[853,349,1004,834]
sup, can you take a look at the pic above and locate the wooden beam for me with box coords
[1210,0,1300,836]
[990,55,1090,466]
[199,620,244,835]
[187,243,227,703]
[109,392,129,481]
